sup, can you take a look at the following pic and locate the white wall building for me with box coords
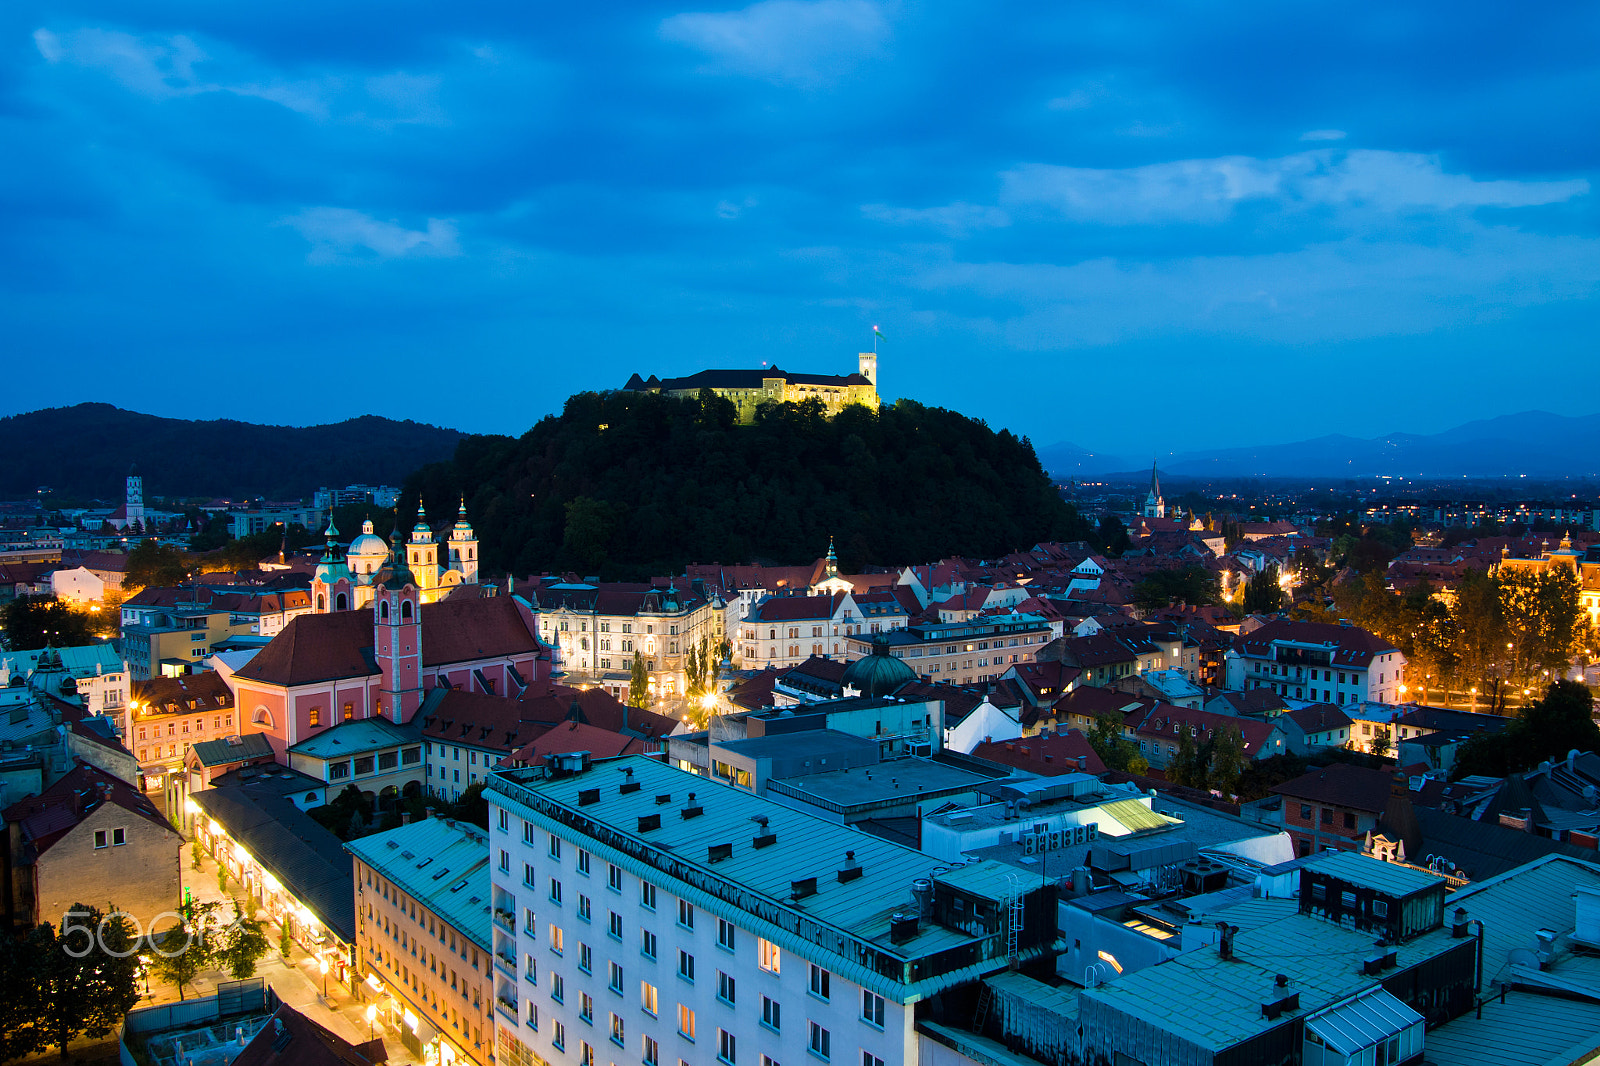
[487,754,1057,1066]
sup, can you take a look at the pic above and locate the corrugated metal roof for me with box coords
[1304,988,1420,1054]
[345,817,493,951]
[1310,851,1444,897]
[1423,987,1600,1066]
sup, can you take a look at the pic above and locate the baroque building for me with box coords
[312,500,480,614]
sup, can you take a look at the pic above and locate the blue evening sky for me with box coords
[4,1,1597,454]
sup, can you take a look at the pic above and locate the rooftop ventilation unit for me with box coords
[791,876,817,899]
[708,843,733,863]
[838,851,863,883]
[637,814,661,832]
[578,788,600,807]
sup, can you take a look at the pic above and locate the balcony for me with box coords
[496,994,519,1022]
[495,950,517,976]
[493,908,517,934]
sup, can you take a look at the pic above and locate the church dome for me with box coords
[347,519,390,580]
[841,637,917,698]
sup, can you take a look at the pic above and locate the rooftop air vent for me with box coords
[838,850,863,883]
[682,792,704,820]
[655,793,672,805]
[889,914,919,944]
[638,814,661,832]
[578,788,600,806]
[708,843,733,863]
[791,877,817,899]
[621,781,641,794]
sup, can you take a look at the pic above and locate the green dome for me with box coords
[842,638,916,697]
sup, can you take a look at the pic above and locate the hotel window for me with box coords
[642,981,658,1016]
[758,939,780,974]
[609,912,623,939]
[551,973,565,1002]
[580,943,592,973]
[717,971,735,1005]
[808,965,830,1000]
[609,961,623,993]
[579,992,593,1023]
[860,990,884,1028]
[308,706,321,727]
[718,1029,737,1064]
[808,1022,830,1060]
[577,849,591,875]
[644,1035,660,1066]
[578,895,592,922]
[608,863,622,891]
[549,925,564,955]
[550,878,563,904]
[678,1005,696,1040]
[640,881,657,909]
[718,918,735,951]
[678,901,694,929]
[761,995,780,1031]
[678,950,694,981]
[552,1021,565,1051]
[641,929,657,959]
[611,1012,625,1046]
[549,834,562,860]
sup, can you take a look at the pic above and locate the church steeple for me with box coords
[447,496,479,585]
[1144,460,1165,519]
[825,536,838,580]
[376,523,421,723]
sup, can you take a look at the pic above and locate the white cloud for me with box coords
[660,0,889,87]
[1000,149,1589,224]
[31,26,454,125]
[282,208,461,262]
[1300,129,1347,142]
[904,223,1600,348]
[861,201,1010,236]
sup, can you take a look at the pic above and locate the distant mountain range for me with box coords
[1041,411,1600,480]
[0,404,463,501]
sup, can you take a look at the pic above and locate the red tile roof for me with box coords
[503,719,654,768]
[971,730,1107,775]
[1271,763,1394,814]
[235,597,542,687]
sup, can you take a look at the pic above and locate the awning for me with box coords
[1305,988,1422,1055]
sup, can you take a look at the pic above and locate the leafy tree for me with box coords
[0,594,97,650]
[1454,680,1600,779]
[35,905,141,1054]
[447,782,490,829]
[1370,728,1392,759]
[1170,724,1202,787]
[1086,711,1149,775]
[1242,563,1284,614]
[125,538,190,589]
[1132,566,1220,611]
[1499,565,1583,688]
[562,497,626,574]
[628,651,649,709]
[0,928,46,1060]
[1209,727,1248,796]
[216,903,271,979]
[1095,515,1130,558]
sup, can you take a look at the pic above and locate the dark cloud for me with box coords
[3,0,1597,452]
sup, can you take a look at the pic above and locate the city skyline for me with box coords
[4,1,1596,454]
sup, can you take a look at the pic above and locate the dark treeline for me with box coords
[404,390,1093,580]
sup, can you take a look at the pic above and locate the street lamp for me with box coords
[366,1004,377,1040]
[138,955,151,997]
[320,957,329,998]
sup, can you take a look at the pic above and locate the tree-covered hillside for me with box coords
[405,390,1090,579]
[0,404,462,501]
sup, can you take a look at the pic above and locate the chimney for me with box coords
[1217,922,1237,960]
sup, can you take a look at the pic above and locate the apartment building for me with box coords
[1227,619,1406,706]
[525,580,721,702]
[347,817,496,1066]
[486,754,1057,1066]
[738,592,856,669]
[127,670,236,793]
[842,613,1053,686]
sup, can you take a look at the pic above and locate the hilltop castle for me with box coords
[622,353,879,424]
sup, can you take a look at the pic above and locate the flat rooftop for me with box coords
[488,756,1028,989]
[767,758,994,812]
[714,730,880,763]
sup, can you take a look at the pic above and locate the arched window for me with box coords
[305,792,317,804]
[401,600,413,620]
[335,593,347,611]
[317,594,326,611]
[252,707,274,728]
[380,601,389,621]
[468,548,474,560]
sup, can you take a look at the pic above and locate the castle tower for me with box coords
[858,352,877,386]
[447,497,480,585]
[1144,460,1165,519]
[375,528,422,724]
[126,466,145,524]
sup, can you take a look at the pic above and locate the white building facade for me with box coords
[486,755,1054,1066]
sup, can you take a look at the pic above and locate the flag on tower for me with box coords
[873,326,886,341]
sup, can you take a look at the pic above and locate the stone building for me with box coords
[1,762,181,932]
[622,354,880,423]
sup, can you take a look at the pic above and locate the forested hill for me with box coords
[0,404,463,501]
[405,390,1091,579]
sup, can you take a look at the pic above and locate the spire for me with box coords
[320,519,341,564]
[1149,459,1162,500]
[385,524,415,588]
[825,536,838,579]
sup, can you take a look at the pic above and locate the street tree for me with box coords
[627,651,649,709]
[1242,563,1284,614]
[0,594,97,651]
[38,904,141,1056]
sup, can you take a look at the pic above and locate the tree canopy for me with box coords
[1453,680,1600,779]
[402,390,1093,579]
[1,595,99,650]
